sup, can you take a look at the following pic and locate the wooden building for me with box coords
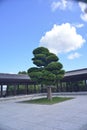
[0,68,87,97]
[0,73,33,97]
[61,68,87,92]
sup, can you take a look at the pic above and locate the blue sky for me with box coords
[0,0,87,73]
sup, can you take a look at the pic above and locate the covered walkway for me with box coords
[0,73,33,97]
[61,68,87,92]
[0,68,87,97]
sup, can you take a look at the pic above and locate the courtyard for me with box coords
[0,94,87,130]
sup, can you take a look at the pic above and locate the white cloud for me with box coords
[51,1,61,11]
[74,23,84,28]
[40,23,85,55]
[81,13,87,21]
[67,52,81,60]
[79,2,87,22]
[51,0,72,12]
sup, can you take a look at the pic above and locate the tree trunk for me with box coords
[47,87,52,101]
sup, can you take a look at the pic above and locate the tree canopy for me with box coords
[28,47,65,100]
[18,71,27,74]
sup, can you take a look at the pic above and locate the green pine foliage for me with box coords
[27,47,65,100]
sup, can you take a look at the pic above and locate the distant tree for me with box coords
[18,71,27,74]
[28,47,65,100]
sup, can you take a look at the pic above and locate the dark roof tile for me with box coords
[0,73,30,80]
[64,68,87,77]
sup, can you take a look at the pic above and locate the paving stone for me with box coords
[0,95,87,130]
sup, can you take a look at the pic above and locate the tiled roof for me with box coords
[1,68,87,79]
[64,68,87,77]
[0,73,30,80]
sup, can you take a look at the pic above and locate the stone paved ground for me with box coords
[0,94,87,130]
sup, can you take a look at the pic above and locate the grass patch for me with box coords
[22,97,73,105]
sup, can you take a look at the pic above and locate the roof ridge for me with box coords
[66,68,87,73]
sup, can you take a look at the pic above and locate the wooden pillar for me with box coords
[66,82,69,92]
[57,81,61,92]
[86,80,87,91]
[71,82,74,92]
[65,82,67,92]
[28,85,30,94]
[34,84,36,93]
[70,82,72,92]
[0,84,3,97]
[41,84,43,93]
[56,82,59,92]
[25,84,28,94]
[62,82,66,92]
[60,82,62,92]
[17,84,19,95]
[84,80,87,91]
[27,84,28,94]
[66,82,67,92]
[86,80,87,87]
[85,80,86,86]
[68,82,71,92]
[68,82,70,92]
[14,85,16,95]
[6,85,9,96]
